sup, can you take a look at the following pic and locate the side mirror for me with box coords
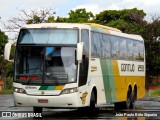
[4,43,13,62]
[76,42,84,62]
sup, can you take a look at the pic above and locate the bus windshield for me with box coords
[18,29,78,45]
[15,46,77,85]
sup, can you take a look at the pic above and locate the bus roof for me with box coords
[21,23,90,29]
[21,23,143,41]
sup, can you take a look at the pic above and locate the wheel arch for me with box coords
[91,86,97,104]
[128,84,132,93]
[133,84,137,100]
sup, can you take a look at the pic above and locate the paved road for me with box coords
[0,94,160,119]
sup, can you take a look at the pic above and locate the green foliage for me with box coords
[6,77,13,89]
[95,8,146,34]
[5,61,13,77]
[106,19,144,34]
[27,15,41,24]
[56,16,67,22]
[48,16,55,23]
[142,19,160,75]
[95,8,146,24]
[67,8,94,23]
[0,56,13,77]
[0,30,8,55]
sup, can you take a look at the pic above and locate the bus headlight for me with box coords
[14,87,27,94]
[61,87,78,94]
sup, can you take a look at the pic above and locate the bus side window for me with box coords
[91,32,103,57]
[91,32,96,57]
[110,36,119,59]
[127,39,134,60]
[119,38,127,60]
[137,41,144,61]
[92,32,102,57]
[133,41,139,60]
[102,34,111,58]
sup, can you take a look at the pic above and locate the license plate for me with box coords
[38,99,48,103]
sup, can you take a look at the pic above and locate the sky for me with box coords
[0,0,160,39]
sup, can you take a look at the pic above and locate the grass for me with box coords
[145,89,160,97]
[0,89,13,94]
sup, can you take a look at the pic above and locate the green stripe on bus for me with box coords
[39,86,56,90]
[100,59,117,102]
[39,86,48,90]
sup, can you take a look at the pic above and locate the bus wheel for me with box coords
[125,89,136,109]
[89,91,96,111]
[130,92,135,109]
[33,107,43,114]
[126,90,131,109]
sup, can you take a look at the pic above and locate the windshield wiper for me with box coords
[26,67,41,85]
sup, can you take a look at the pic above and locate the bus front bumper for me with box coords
[14,92,83,108]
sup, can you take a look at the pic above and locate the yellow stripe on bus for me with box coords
[55,86,64,90]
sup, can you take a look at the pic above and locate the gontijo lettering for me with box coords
[121,63,135,72]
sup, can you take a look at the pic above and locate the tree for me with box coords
[0,56,13,77]
[0,30,8,55]
[0,30,13,78]
[142,18,160,75]
[95,8,146,34]
[2,7,56,32]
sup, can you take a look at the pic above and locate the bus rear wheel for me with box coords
[125,89,135,109]
[130,92,135,109]
[114,89,135,110]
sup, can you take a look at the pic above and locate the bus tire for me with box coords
[33,107,43,114]
[125,89,136,109]
[125,90,131,109]
[89,91,96,111]
[130,92,135,109]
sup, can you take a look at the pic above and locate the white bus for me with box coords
[4,23,145,113]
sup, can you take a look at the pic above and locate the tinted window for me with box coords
[94,32,102,57]
[110,36,119,59]
[127,39,134,60]
[137,41,144,61]
[133,41,139,60]
[119,38,127,60]
[91,32,95,56]
[91,32,102,57]
[102,34,111,58]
